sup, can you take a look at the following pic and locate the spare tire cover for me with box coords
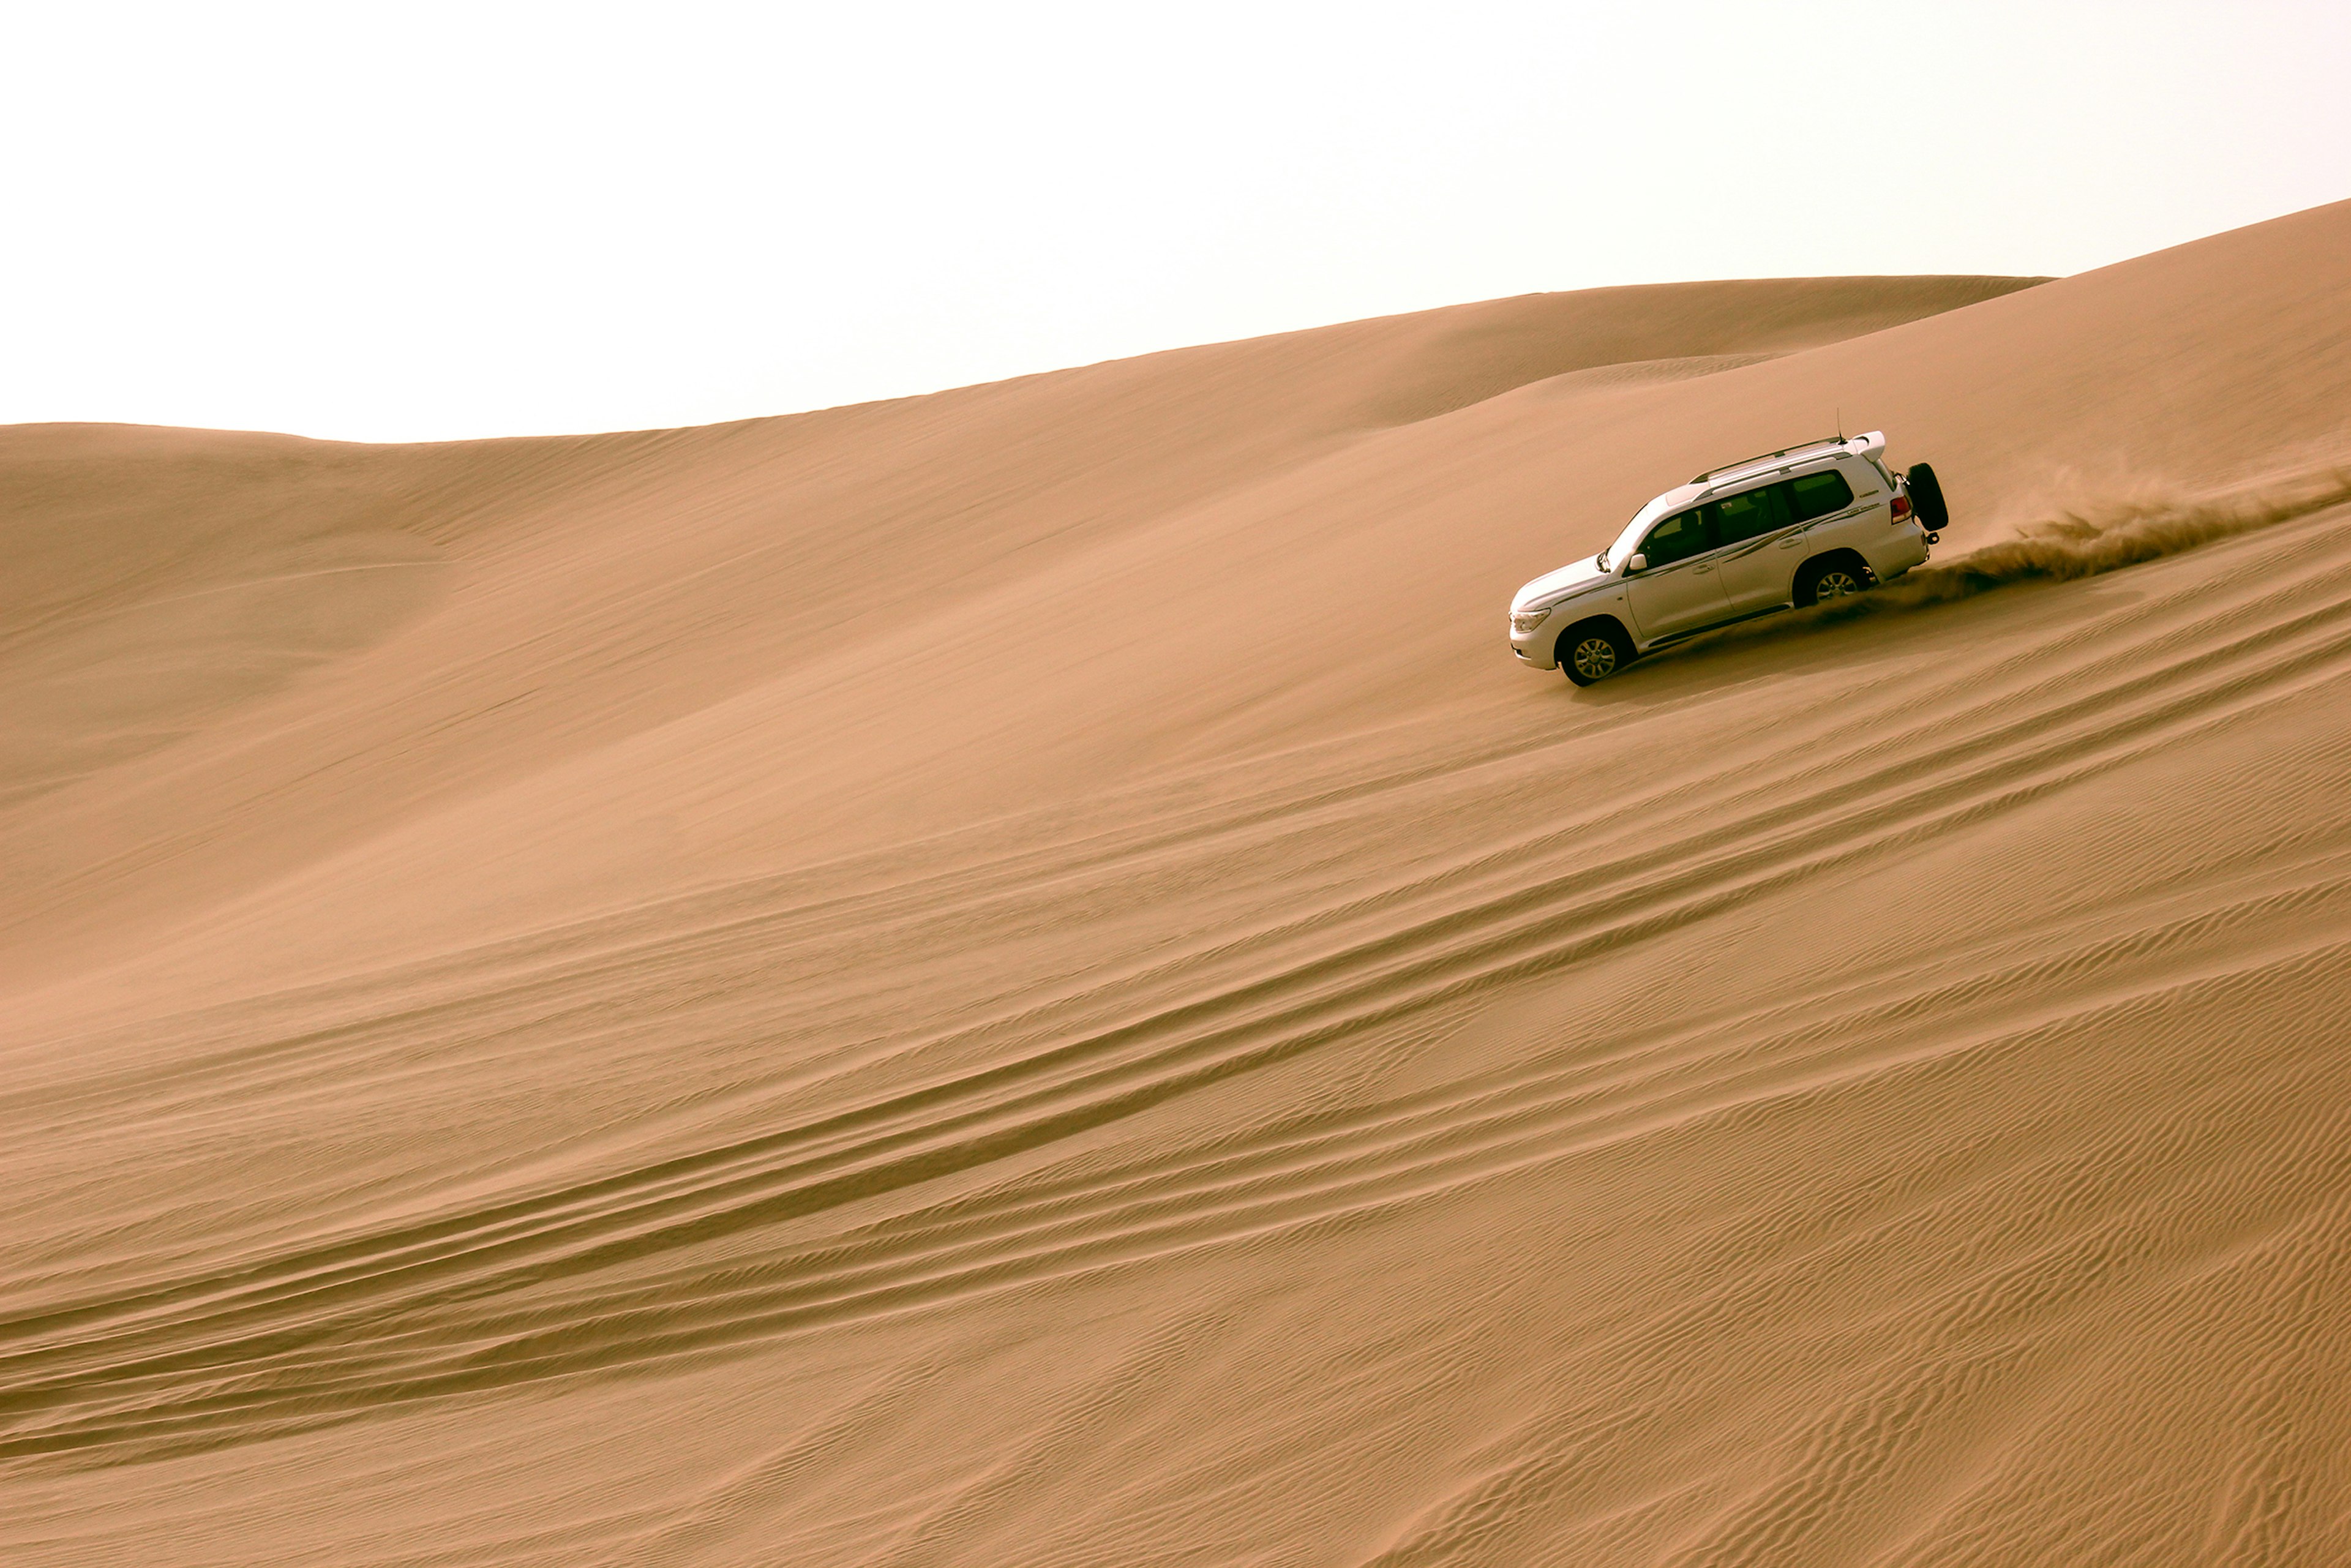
[1907,462,1950,531]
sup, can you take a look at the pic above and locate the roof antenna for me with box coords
[1836,405,1845,441]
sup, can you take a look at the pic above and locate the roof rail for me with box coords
[1689,435,1847,486]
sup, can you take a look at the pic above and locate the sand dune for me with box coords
[4,202,2350,1565]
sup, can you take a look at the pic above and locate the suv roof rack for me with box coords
[1689,435,1848,486]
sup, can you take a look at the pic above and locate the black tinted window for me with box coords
[1640,509,1713,566]
[1708,485,1790,546]
[1788,468,1855,523]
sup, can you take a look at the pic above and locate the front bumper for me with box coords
[1509,616,1559,669]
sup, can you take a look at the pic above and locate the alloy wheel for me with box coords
[1572,636,1619,680]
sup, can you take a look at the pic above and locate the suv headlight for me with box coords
[1510,606,1551,635]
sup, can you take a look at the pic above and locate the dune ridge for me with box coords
[5,203,2351,1565]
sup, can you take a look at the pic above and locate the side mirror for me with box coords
[1626,553,1648,573]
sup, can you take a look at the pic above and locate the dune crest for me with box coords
[6,202,2351,1566]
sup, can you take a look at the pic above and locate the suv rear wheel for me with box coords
[1559,618,1635,686]
[1795,555,1872,607]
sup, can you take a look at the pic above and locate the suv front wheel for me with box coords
[1559,618,1637,686]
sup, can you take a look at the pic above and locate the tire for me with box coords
[1795,557,1870,608]
[1558,618,1635,686]
[1907,462,1949,531]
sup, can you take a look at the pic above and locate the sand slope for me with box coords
[4,204,2351,1565]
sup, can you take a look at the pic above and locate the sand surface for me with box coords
[4,203,2350,1565]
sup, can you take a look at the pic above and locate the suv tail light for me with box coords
[1890,493,1913,520]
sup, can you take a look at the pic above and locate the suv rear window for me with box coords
[1789,468,1855,522]
[1708,485,1790,546]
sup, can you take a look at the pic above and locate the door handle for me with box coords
[1779,536,1801,548]
[1693,565,1711,573]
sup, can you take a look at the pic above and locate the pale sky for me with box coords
[7,1,2347,443]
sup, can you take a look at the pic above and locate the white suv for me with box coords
[1509,432,1948,685]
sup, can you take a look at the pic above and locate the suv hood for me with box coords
[1513,554,1611,612]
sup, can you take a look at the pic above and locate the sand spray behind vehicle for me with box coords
[1902,459,2351,599]
[1663,453,2351,665]
[1759,455,2351,634]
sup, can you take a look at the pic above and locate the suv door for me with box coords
[1622,507,1730,641]
[1708,482,1798,614]
[1714,466,1859,613]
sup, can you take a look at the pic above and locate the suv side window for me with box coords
[1708,485,1790,546]
[1640,508,1714,566]
[1787,468,1856,523]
